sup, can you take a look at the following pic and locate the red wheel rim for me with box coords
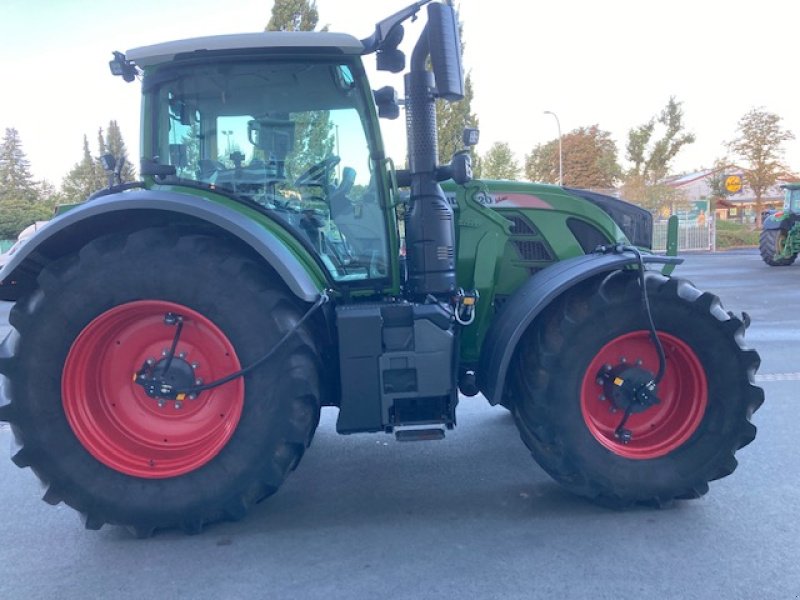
[63,301,244,478]
[580,331,707,460]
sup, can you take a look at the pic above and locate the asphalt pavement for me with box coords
[0,249,797,600]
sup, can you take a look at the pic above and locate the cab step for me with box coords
[395,428,445,442]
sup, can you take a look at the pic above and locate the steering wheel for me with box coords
[294,155,340,187]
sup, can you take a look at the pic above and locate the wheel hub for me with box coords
[135,354,200,406]
[597,363,660,415]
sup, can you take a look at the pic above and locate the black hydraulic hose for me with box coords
[626,245,667,385]
[160,313,184,375]
[596,244,667,386]
[176,291,329,395]
[593,245,671,443]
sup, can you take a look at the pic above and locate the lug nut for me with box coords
[178,352,187,359]
[603,364,612,372]
[599,394,606,401]
[620,357,627,363]
[146,358,155,366]
[195,378,203,385]
[174,401,183,410]
[636,359,643,366]
[188,393,197,400]
[596,377,604,386]
[191,363,199,370]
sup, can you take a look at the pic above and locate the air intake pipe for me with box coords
[403,9,458,299]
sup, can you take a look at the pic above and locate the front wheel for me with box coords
[511,270,763,507]
[759,228,797,266]
[0,228,323,535]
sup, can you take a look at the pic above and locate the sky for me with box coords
[1,0,799,186]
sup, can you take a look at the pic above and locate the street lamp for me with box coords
[543,110,563,186]
[222,130,233,156]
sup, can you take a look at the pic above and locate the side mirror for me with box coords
[100,154,116,172]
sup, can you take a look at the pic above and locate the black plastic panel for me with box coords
[335,302,457,434]
[565,188,653,249]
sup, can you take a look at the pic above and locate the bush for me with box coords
[715,220,759,249]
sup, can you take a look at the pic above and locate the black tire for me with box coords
[0,228,323,535]
[510,270,763,507]
[759,228,797,266]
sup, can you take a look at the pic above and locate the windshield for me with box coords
[786,188,800,213]
[149,60,388,283]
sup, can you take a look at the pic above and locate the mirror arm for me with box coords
[361,0,432,54]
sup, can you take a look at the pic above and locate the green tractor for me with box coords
[0,1,763,536]
[759,183,800,266]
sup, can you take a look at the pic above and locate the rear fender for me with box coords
[477,251,681,405]
[0,190,327,302]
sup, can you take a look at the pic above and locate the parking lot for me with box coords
[0,249,797,599]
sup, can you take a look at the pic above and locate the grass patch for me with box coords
[715,220,759,248]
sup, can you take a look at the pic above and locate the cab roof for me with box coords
[127,32,364,67]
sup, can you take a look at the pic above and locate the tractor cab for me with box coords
[128,34,393,284]
[782,183,800,214]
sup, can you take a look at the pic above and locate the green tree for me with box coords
[61,135,106,204]
[266,0,320,31]
[265,0,333,179]
[437,74,478,166]
[619,175,687,217]
[0,128,54,238]
[703,157,736,218]
[105,120,137,182]
[524,125,621,188]
[727,107,794,227]
[481,141,520,180]
[707,159,732,200]
[623,97,695,214]
[626,96,695,183]
[0,127,38,203]
[0,197,53,239]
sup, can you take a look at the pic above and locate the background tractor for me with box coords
[0,1,763,536]
[760,183,800,266]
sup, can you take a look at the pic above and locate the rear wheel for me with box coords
[0,228,323,535]
[511,270,763,506]
[759,228,797,266]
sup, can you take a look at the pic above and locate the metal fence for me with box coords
[652,221,711,252]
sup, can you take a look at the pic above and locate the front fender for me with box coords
[0,189,327,302]
[477,251,681,405]
[762,213,784,230]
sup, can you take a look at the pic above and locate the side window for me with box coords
[788,189,800,212]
